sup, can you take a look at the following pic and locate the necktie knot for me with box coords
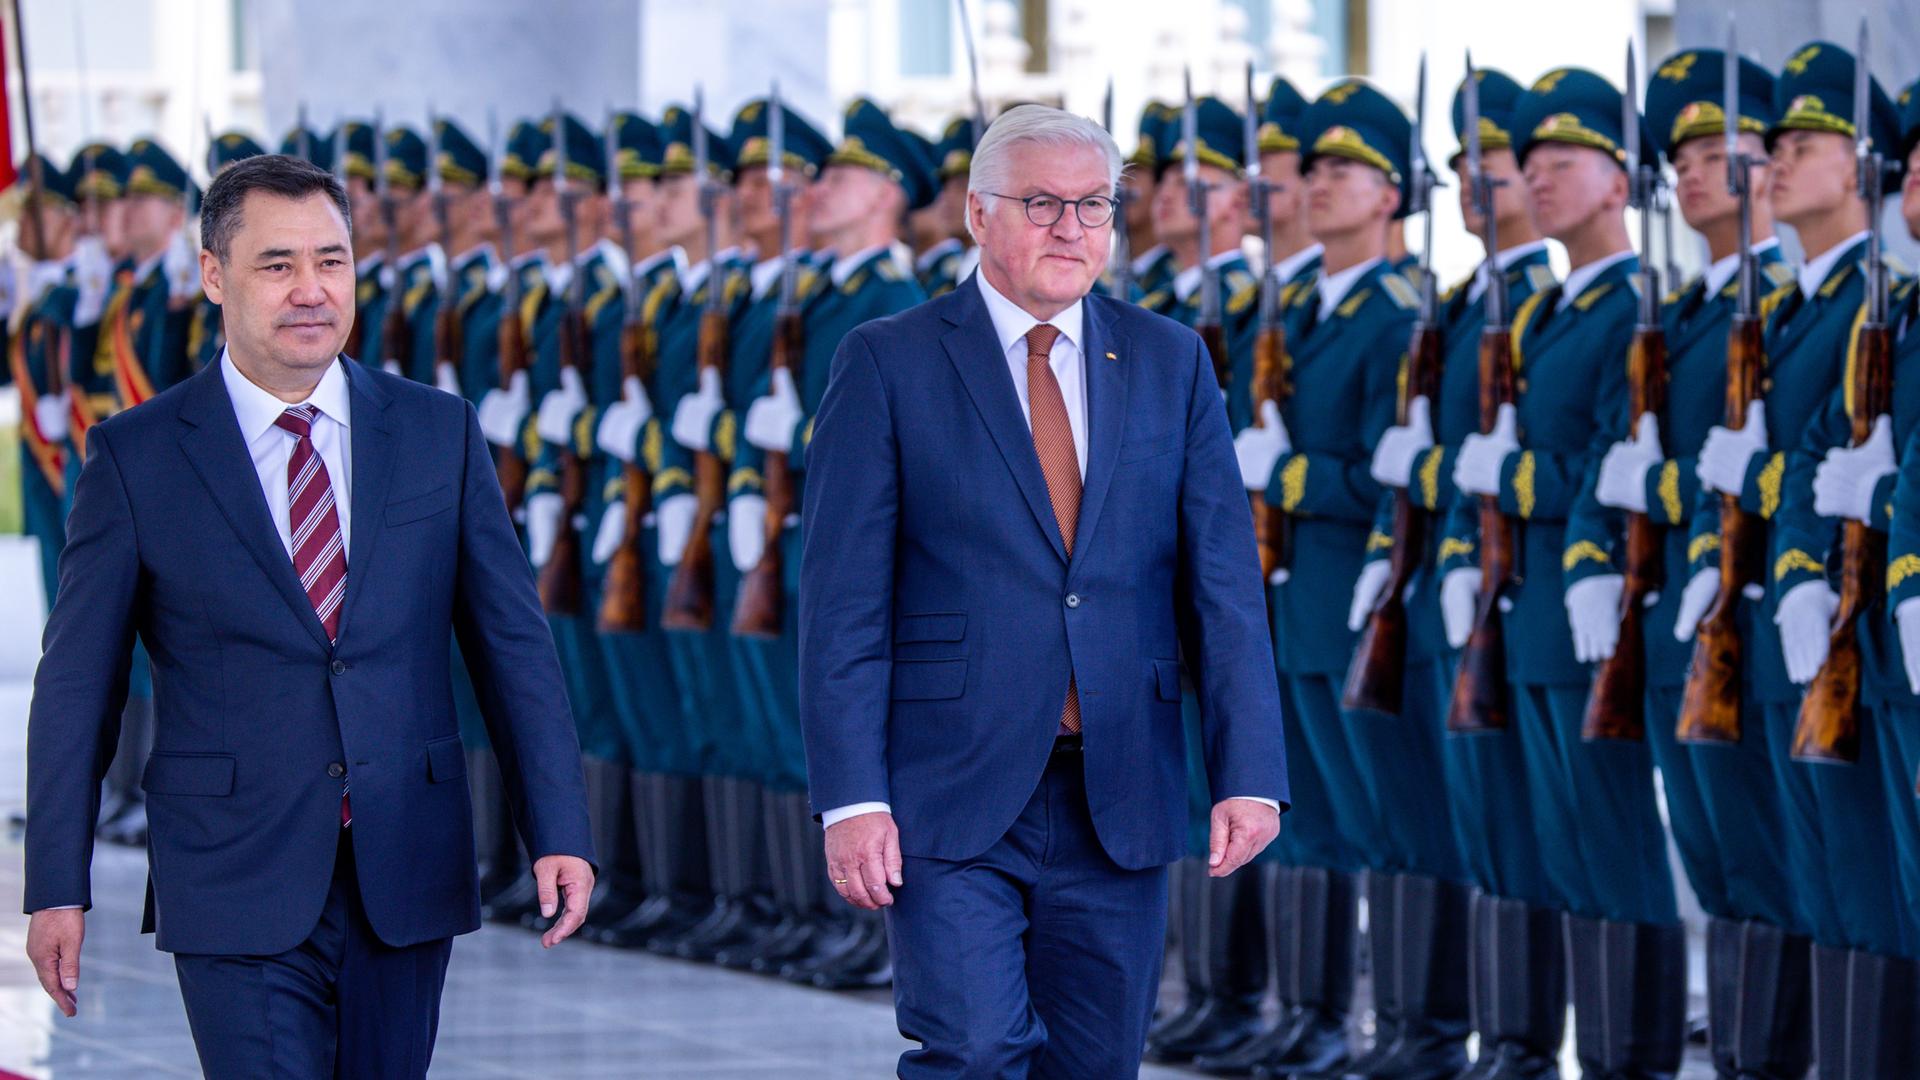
[275,405,317,441]
[1025,323,1061,360]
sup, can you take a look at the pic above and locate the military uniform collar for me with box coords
[1317,256,1383,320]
[356,250,384,275]
[632,247,675,284]
[1556,249,1635,312]
[399,242,447,292]
[1798,230,1868,299]
[1699,236,1781,299]
[1269,242,1323,286]
[916,236,963,274]
[132,246,168,288]
[829,243,891,287]
[451,242,496,276]
[751,250,806,299]
[1130,243,1171,277]
[593,237,630,286]
[1469,240,1549,305]
[1173,247,1247,302]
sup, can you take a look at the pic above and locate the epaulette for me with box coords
[874,258,908,283]
[1761,260,1794,289]
[1572,282,1614,311]
[1378,272,1418,310]
[1820,261,1856,299]
[725,270,751,305]
[794,266,822,302]
[1337,288,1373,319]
[1139,288,1170,310]
[1523,263,1556,294]
[1226,269,1258,315]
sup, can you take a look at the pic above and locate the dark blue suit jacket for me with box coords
[798,275,1288,871]
[24,357,594,955]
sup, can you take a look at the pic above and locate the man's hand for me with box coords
[26,908,85,1017]
[1208,799,1280,878]
[531,855,595,948]
[824,810,903,910]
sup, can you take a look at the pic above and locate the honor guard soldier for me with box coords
[331,120,389,367]
[7,155,81,605]
[1684,42,1915,1066]
[914,117,977,298]
[378,123,445,384]
[66,143,131,477]
[1760,44,1920,1070]
[738,97,934,990]
[1228,78,1420,1080]
[1578,46,1811,1078]
[187,131,266,373]
[1256,76,1323,302]
[1441,66,1683,1077]
[1121,101,1178,300]
[1370,64,1561,1079]
[419,115,501,404]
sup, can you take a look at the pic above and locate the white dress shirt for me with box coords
[221,351,353,562]
[1269,242,1324,287]
[1700,236,1781,299]
[821,271,1278,829]
[1798,230,1869,300]
[1317,257,1383,322]
[1467,240,1550,306]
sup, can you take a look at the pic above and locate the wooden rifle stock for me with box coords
[732,307,805,638]
[383,269,413,378]
[494,295,530,513]
[1581,324,1668,740]
[1677,313,1764,742]
[662,307,731,630]
[1250,320,1290,584]
[1792,318,1892,763]
[598,317,657,632]
[536,304,591,615]
[1343,317,1443,715]
[434,270,463,390]
[1447,324,1517,733]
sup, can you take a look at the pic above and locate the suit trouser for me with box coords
[1646,683,1804,930]
[1765,701,1908,954]
[1346,658,1464,881]
[888,748,1168,1079]
[173,832,454,1080]
[1516,683,1676,924]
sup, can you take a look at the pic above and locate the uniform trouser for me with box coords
[1435,662,1559,908]
[728,531,809,792]
[657,559,750,780]
[1345,658,1464,881]
[549,607,624,764]
[1880,703,1920,956]
[1266,672,1376,873]
[1765,701,1908,955]
[1515,683,1676,925]
[22,451,65,607]
[1646,683,1804,931]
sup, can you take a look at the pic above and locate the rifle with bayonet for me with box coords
[1448,53,1517,734]
[375,111,412,380]
[1104,79,1134,301]
[1794,18,1889,763]
[735,84,805,638]
[1240,62,1290,589]
[538,105,591,615]
[1583,42,1665,742]
[488,111,531,514]
[1183,71,1228,388]
[1345,52,1441,716]
[429,108,461,393]
[1679,24,1766,744]
[664,89,730,630]
[600,109,659,633]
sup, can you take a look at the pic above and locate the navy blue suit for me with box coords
[800,276,1287,1075]
[24,356,594,1076]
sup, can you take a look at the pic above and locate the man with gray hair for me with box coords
[799,103,1289,1076]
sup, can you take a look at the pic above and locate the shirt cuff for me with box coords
[1225,796,1282,812]
[821,802,892,829]
[38,905,82,911]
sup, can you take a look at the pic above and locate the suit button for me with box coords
[327,762,346,779]
[1065,594,1081,608]
[330,660,347,676]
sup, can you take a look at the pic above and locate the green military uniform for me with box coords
[915,117,975,299]
[1441,66,1682,1077]
[186,132,266,373]
[1121,102,1177,302]
[6,155,80,604]
[378,125,445,384]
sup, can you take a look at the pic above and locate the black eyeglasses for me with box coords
[980,191,1117,229]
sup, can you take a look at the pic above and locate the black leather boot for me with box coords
[1813,947,1920,1079]
[1724,920,1812,1080]
[598,772,711,948]
[1343,874,1470,1079]
[1148,866,1269,1063]
[1476,899,1563,1080]
[1564,916,1684,1079]
[1253,867,1357,1078]
[1196,864,1312,1076]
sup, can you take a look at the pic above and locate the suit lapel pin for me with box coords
[1104,351,1117,361]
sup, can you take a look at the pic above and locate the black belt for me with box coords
[1051,733,1083,755]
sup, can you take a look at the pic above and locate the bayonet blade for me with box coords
[1243,62,1260,180]
[1724,17,1740,180]
[1464,53,1482,186]
[1102,77,1114,135]
[692,87,709,185]
[372,107,389,198]
[297,101,311,161]
[551,98,569,195]
[1410,51,1429,215]
[1623,41,1641,208]
[604,105,620,202]
[485,108,501,194]
[1182,68,1198,186]
[426,103,443,197]
[769,82,786,187]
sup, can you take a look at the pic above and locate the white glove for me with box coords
[744,368,804,453]
[478,369,531,448]
[163,233,200,302]
[1234,400,1292,491]
[1812,415,1896,523]
[1441,568,1482,649]
[1673,568,1720,643]
[1347,560,1393,632]
[525,492,564,568]
[656,492,698,566]
[1453,403,1519,497]
[671,366,725,452]
[71,236,111,326]
[33,390,71,443]
[1596,412,1664,513]
[1775,579,1838,685]
[0,258,17,320]
[1566,574,1624,663]
[433,362,462,397]
[1897,596,1920,695]
[729,494,768,571]
[1697,399,1768,496]
[381,358,403,377]
[1370,395,1434,489]
[596,376,655,464]
[535,365,589,446]
[591,501,626,565]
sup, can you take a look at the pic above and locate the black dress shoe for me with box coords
[1145,997,1267,1064]
[596,892,710,949]
[781,916,878,981]
[1191,1008,1306,1075]
[578,887,648,938]
[729,912,834,972]
[807,922,893,990]
[1251,1008,1350,1078]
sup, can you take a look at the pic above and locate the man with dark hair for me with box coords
[22,152,596,1078]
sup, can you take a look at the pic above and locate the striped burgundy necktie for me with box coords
[274,404,352,825]
[1024,323,1082,735]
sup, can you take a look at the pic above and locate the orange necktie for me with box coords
[1025,323,1082,734]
